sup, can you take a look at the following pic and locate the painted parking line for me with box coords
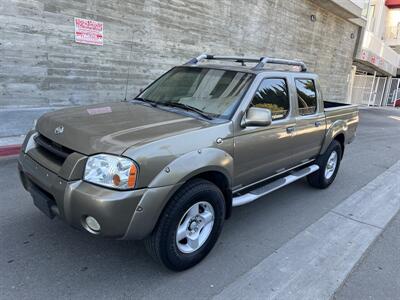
[213,161,400,300]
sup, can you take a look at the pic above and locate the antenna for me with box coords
[123,31,135,101]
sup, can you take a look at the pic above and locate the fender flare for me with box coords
[148,148,233,188]
[320,120,347,155]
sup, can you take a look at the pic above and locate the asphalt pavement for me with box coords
[1,108,400,299]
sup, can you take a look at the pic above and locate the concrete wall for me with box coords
[0,0,359,108]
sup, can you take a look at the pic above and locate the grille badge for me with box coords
[54,126,64,135]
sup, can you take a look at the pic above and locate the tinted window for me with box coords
[250,78,289,120]
[295,79,317,115]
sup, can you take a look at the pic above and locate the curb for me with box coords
[0,135,25,157]
[0,145,21,157]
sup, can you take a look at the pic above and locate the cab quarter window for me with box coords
[250,78,289,120]
[295,79,317,115]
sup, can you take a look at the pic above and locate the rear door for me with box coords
[291,77,326,162]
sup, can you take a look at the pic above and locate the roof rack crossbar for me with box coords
[255,57,307,72]
[185,53,307,72]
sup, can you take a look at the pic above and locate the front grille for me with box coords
[34,134,73,161]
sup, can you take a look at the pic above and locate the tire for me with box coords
[144,178,225,271]
[307,140,342,189]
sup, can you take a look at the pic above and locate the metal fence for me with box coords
[350,75,387,106]
[350,75,390,107]
[374,77,387,106]
[383,78,400,107]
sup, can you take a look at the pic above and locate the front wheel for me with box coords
[307,140,342,189]
[144,179,225,271]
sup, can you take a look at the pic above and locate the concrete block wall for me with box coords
[0,0,358,108]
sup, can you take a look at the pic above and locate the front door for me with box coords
[233,77,299,189]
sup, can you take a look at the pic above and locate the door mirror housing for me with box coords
[241,107,272,127]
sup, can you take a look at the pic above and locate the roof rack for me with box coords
[185,53,307,72]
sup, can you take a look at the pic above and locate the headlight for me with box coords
[84,154,138,189]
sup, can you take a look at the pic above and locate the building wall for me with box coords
[0,0,359,108]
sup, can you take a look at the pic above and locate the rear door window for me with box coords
[295,79,317,116]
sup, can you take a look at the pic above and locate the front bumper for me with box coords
[18,152,180,240]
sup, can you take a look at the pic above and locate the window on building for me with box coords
[295,79,317,116]
[361,0,371,19]
[250,78,290,120]
[367,4,376,32]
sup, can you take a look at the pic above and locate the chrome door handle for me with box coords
[315,121,322,127]
[286,126,295,134]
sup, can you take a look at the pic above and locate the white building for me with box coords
[350,0,400,106]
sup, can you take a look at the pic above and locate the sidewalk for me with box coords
[0,107,54,155]
[334,210,400,300]
[0,107,54,138]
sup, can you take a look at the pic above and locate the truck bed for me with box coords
[323,101,358,144]
[323,101,358,116]
[324,101,353,109]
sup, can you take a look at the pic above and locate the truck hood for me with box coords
[36,102,209,155]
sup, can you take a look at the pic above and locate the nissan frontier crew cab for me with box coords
[18,54,358,271]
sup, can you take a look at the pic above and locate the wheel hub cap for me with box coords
[324,151,338,179]
[176,201,215,254]
[189,220,198,232]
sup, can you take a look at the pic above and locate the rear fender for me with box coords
[320,120,347,154]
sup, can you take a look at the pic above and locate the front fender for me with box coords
[320,120,347,154]
[148,147,234,188]
[123,148,233,240]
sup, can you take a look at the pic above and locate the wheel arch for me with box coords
[333,133,345,158]
[320,120,347,155]
[149,147,234,222]
[189,170,232,219]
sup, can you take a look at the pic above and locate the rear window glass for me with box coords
[295,79,317,115]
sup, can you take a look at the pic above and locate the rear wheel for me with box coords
[144,179,225,271]
[307,140,342,189]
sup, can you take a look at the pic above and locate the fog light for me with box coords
[85,216,101,232]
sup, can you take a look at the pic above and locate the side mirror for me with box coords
[241,107,272,127]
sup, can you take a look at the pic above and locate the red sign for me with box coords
[361,50,367,60]
[74,18,103,46]
[386,0,400,9]
[370,55,376,64]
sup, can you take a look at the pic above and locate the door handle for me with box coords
[315,121,322,127]
[286,126,295,134]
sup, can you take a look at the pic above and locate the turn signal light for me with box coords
[128,164,137,188]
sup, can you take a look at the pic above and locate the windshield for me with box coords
[138,67,254,119]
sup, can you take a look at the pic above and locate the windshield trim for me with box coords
[134,66,255,121]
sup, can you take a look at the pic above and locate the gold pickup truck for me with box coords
[18,54,358,270]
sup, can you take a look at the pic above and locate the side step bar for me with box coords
[232,164,320,207]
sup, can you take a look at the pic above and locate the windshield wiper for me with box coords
[133,97,158,107]
[161,102,213,120]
